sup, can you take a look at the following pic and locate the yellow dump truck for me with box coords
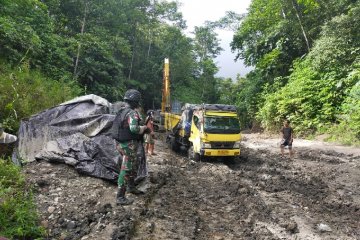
[165,104,241,160]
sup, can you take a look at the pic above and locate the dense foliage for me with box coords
[1,0,359,145]
[0,159,45,238]
[226,0,360,144]
[0,62,81,131]
[0,0,225,134]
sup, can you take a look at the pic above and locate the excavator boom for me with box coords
[161,58,171,113]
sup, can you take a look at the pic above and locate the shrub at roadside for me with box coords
[329,78,360,145]
[0,159,45,239]
[257,6,360,143]
[0,62,82,132]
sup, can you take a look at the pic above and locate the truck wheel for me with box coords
[170,137,180,152]
[188,146,201,161]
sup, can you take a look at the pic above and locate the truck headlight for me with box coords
[201,142,212,148]
[233,141,241,148]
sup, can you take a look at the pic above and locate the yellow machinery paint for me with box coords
[161,59,241,160]
[165,104,241,160]
[161,58,171,113]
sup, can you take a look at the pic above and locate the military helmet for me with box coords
[147,110,154,116]
[124,89,141,103]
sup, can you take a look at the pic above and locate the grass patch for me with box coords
[0,158,45,239]
[326,127,360,147]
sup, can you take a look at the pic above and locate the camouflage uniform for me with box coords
[114,89,146,205]
[116,110,142,188]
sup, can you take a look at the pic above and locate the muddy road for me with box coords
[24,133,360,240]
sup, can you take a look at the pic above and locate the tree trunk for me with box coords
[147,28,152,58]
[128,24,137,80]
[73,1,89,78]
[291,0,310,52]
[281,8,287,19]
[147,0,156,58]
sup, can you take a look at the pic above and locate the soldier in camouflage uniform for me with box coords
[113,89,150,205]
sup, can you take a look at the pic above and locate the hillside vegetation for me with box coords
[0,0,359,145]
[226,0,360,144]
[0,0,223,134]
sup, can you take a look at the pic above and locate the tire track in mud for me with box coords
[132,144,360,240]
[132,150,276,239]
[23,135,360,239]
[226,147,360,239]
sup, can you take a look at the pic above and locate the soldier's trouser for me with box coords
[117,140,139,188]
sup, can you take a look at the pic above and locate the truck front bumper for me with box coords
[200,149,240,157]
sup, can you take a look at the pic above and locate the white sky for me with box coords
[178,0,253,79]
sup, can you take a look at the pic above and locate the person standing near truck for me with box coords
[280,119,294,158]
[112,89,150,205]
[144,110,156,155]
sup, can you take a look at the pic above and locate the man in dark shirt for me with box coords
[280,120,294,158]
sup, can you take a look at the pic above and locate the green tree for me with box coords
[0,0,72,78]
[257,3,360,135]
[191,25,223,103]
[226,0,359,140]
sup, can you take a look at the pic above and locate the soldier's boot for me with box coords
[116,186,133,205]
[127,177,144,195]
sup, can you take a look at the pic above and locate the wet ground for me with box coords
[23,133,360,240]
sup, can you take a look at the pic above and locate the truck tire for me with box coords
[188,146,201,161]
[170,137,180,152]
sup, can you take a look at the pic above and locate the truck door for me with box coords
[189,115,202,154]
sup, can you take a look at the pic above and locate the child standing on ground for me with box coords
[280,119,294,158]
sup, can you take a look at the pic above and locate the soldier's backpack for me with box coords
[111,108,132,141]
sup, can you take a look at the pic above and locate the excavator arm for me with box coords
[161,58,171,113]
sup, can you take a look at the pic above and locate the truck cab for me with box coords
[165,104,241,161]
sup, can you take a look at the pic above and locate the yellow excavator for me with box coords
[161,59,241,160]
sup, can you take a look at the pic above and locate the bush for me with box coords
[329,71,360,145]
[0,159,45,239]
[257,6,360,138]
[0,62,82,132]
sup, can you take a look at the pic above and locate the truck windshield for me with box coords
[204,116,240,134]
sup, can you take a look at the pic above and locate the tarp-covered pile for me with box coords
[16,94,147,182]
